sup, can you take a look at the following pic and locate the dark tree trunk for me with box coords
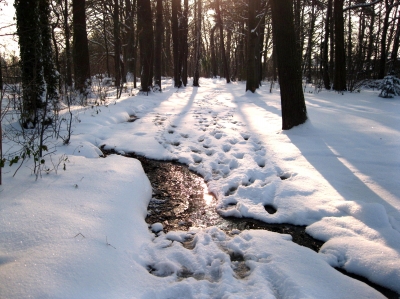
[271,0,307,130]
[73,0,91,94]
[193,0,202,87]
[210,25,218,78]
[113,0,121,93]
[215,0,230,83]
[181,0,189,86]
[132,0,137,88]
[347,1,353,74]
[322,0,332,89]
[294,0,302,62]
[154,0,163,90]
[172,0,181,87]
[137,0,154,92]
[378,0,393,79]
[272,47,277,81]
[125,0,135,80]
[366,8,376,77]
[333,0,346,91]
[238,20,246,81]
[305,2,316,84]
[15,0,44,126]
[246,0,260,92]
[64,0,72,87]
[102,2,110,78]
[390,11,400,73]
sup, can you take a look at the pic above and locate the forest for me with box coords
[2,0,399,95]
[0,0,398,181]
[1,1,400,298]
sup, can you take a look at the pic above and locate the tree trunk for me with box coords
[154,0,163,90]
[137,0,154,92]
[333,0,346,91]
[113,0,121,94]
[390,10,400,73]
[347,1,352,71]
[64,0,72,87]
[322,0,332,89]
[15,0,46,126]
[210,25,217,78]
[305,1,316,83]
[215,0,230,83]
[366,7,376,78]
[378,0,393,79]
[271,0,307,130]
[246,0,260,92]
[172,0,181,87]
[73,0,91,94]
[181,0,189,86]
[125,0,135,82]
[193,0,202,87]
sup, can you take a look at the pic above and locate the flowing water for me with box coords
[101,148,398,298]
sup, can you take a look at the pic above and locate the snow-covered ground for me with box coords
[1,78,399,298]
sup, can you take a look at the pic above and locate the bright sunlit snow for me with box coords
[1,78,399,298]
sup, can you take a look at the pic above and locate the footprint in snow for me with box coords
[222,144,231,153]
[240,132,251,141]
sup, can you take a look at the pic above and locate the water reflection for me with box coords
[202,182,214,206]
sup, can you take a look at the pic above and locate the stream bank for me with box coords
[100,147,399,299]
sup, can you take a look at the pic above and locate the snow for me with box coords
[1,78,399,298]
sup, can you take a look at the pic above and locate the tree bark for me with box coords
[322,0,332,89]
[378,0,394,78]
[210,25,217,78]
[390,10,400,73]
[64,0,72,87]
[271,0,307,130]
[215,0,230,83]
[193,0,202,87]
[125,0,135,82]
[333,0,347,91]
[181,0,189,86]
[113,0,121,93]
[171,0,181,87]
[246,0,260,92]
[137,0,154,92]
[72,0,91,94]
[154,0,163,90]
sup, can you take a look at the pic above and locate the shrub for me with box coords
[379,75,400,98]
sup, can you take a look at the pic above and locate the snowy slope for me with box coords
[1,78,399,298]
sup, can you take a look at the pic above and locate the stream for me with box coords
[101,148,398,299]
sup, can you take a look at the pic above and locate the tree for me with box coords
[322,0,332,90]
[215,0,230,83]
[154,0,163,90]
[137,0,154,92]
[246,0,260,92]
[72,0,91,95]
[271,0,307,130]
[378,0,395,78]
[333,0,346,91]
[172,0,181,87]
[124,0,135,83]
[15,0,58,128]
[64,0,73,88]
[193,0,202,87]
[181,0,189,86]
[112,0,122,97]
